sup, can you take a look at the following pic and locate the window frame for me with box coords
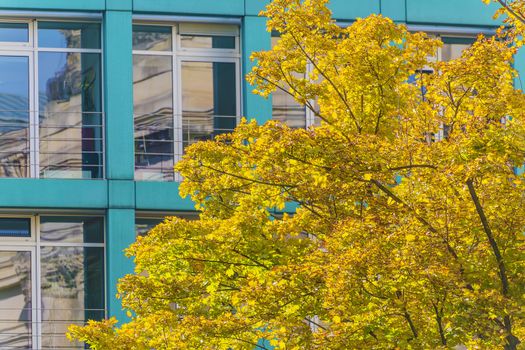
[0,18,105,179]
[0,213,106,350]
[132,22,242,181]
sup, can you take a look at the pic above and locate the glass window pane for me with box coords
[0,218,30,237]
[39,52,103,179]
[135,154,174,181]
[39,52,102,113]
[135,218,163,236]
[272,89,307,128]
[133,55,173,118]
[40,246,104,349]
[0,56,30,178]
[180,35,235,49]
[134,55,174,181]
[441,43,471,62]
[440,37,475,62]
[38,22,101,49]
[40,216,104,244]
[271,37,307,128]
[181,61,237,151]
[135,215,197,236]
[0,23,29,42]
[0,251,32,349]
[133,25,172,51]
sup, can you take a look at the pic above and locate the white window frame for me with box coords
[0,213,106,350]
[0,19,104,179]
[132,22,242,181]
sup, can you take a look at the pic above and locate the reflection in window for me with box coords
[181,61,237,151]
[133,25,172,51]
[441,37,475,62]
[0,55,29,177]
[0,21,103,179]
[38,52,103,179]
[38,22,101,49]
[0,251,32,349]
[40,246,104,349]
[136,214,198,236]
[0,23,29,43]
[0,215,105,349]
[40,216,104,244]
[271,37,308,129]
[39,216,105,349]
[132,23,239,181]
[0,218,30,237]
[134,54,174,181]
[180,35,235,49]
[136,218,163,236]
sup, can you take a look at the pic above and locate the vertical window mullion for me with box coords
[173,25,183,182]
[236,58,241,128]
[31,20,39,179]
[34,215,42,350]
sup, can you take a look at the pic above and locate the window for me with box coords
[133,23,240,181]
[439,36,475,62]
[135,217,164,236]
[270,36,319,129]
[135,213,198,236]
[0,20,103,179]
[0,215,105,349]
[435,36,476,141]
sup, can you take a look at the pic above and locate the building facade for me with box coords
[0,0,519,348]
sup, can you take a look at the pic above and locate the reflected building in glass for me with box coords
[0,1,508,349]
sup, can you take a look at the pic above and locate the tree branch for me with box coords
[466,178,520,349]
[497,0,525,24]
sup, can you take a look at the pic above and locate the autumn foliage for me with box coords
[69,0,525,348]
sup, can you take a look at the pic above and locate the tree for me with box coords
[69,0,525,348]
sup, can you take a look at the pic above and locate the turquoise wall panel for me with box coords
[106,208,136,322]
[245,0,269,16]
[381,0,406,22]
[106,0,132,11]
[0,0,105,10]
[108,180,135,209]
[104,10,135,180]
[136,182,195,211]
[243,16,272,124]
[245,0,380,20]
[406,0,500,26]
[0,179,107,208]
[132,0,244,16]
[329,0,380,20]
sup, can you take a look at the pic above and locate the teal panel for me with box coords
[135,182,195,211]
[106,208,136,322]
[0,0,104,10]
[245,0,270,16]
[381,0,406,22]
[132,0,244,15]
[0,179,107,208]
[243,16,272,124]
[104,11,134,180]
[108,180,135,208]
[245,0,380,20]
[329,0,380,20]
[406,0,500,26]
[106,0,132,11]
